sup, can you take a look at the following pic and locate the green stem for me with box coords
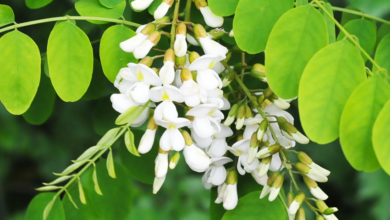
[184,0,192,22]
[312,0,388,77]
[170,0,181,48]
[0,16,141,34]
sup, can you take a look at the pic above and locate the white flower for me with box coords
[183,144,212,172]
[110,94,149,127]
[310,186,328,200]
[150,85,184,103]
[153,176,166,194]
[180,79,208,107]
[229,139,259,175]
[199,37,228,58]
[159,61,175,86]
[199,6,224,27]
[215,183,227,204]
[131,0,154,11]
[251,168,267,186]
[186,33,200,46]
[191,127,213,148]
[188,54,224,90]
[223,183,238,210]
[174,34,187,57]
[202,157,232,189]
[154,2,170,20]
[120,33,148,52]
[229,29,234,37]
[114,68,138,94]
[186,104,224,138]
[155,152,168,178]
[138,129,156,154]
[134,39,155,59]
[207,124,233,157]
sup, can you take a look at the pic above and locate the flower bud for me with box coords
[257,120,268,141]
[296,207,306,220]
[155,147,169,178]
[316,215,326,220]
[258,156,271,178]
[176,22,187,35]
[155,16,170,29]
[209,29,225,40]
[222,71,235,87]
[194,0,208,9]
[132,0,154,11]
[139,56,154,67]
[297,152,330,177]
[169,151,180,169]
[295,162,328,183]
[148,31,161,45]
[183,143,211,172]
[260,171,279,199]
[224,103,239,126]
[180,68,193,82]
[229,29,234,37]
[175,55,187,67]
[256,144,281,159]
[250,63,267,82]
[138,117,157,154]
[223,182,238,210]
[257,94,265,105]
[303,175,328,200]
[288,192,305,215]
[154,0,173,20]
[324,207,338,215]
[277,119,309,144]
[134,31,161,59]
[181,130,194,146]
[247,133,259,165]
[245,105,252,119]
[194,24,208,39]
[153,176,166,194]
[287,191,294,207]
[164,48,175,62]
[269,174,284,201]
[316,200,328,213]
[235,104,246,130]
[140,23,157,35]
[189,51,200,63]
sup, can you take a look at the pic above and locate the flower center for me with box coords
[162,91,170,101]
[137,71,143,81]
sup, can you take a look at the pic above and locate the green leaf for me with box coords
[340,75,390,172]
[26,193,65,220]
[222,18,236,45]
[78,179,87,204]
[120,122,161,184]
[107,150,116,178]
[62,184,99,220]
[100,0,124,8]
[23,73,56,125]
[233,0,294,54]
[115,106,139,125]
[299,40,366,144]
[47,21,93,102]
[100,25,138,83]
[377,24,390,48]
[208,0,239,16]
[82,59,108,101]
[221,191,287,220]
[0,4,14,27]
[97,127,121,147]
[321,3,336,44]
[26,0,53,9]
[373,100,390,175]
[0,31,41,115]
[266,5,329,99]
[75,0,126,24]
[296,0,308,6]
[373,34,390,76]
[341,6,361,26]
[92,166,103,195]
[337,19,376,62]
[125,130,140,156]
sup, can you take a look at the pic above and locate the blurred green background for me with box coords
[1,0,390,220]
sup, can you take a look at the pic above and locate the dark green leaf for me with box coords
[82,59,108,101]
[337,19,376,62]
[299,40,366,144]
[0,4,14,27]
[100,25,138,83]
[47,21,93,102]
[340,75,390,172]
[222,191,287,220]
[373,100,390,175]
[222,18,236,45]
[100,0,125,8]
[93,96,118,135]
[266,5,329,99]
[0,31,41,115]
[26,193,65,220]
[208,0,239,16]
[23,73,56,125]
[76,0,126,24]
[233,0,294,54]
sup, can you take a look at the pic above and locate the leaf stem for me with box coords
[0,16,141,34]
[184,0,192,22]
[170,0,181,48]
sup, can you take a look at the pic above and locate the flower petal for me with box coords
[110,94,138,113]
[120,33,147,52]
[200,6,224,28]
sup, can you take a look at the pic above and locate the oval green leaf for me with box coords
[26,0,53,9]
[373,100,390,175]
[233,0,294,54]
[76,0,126,24]
[377,24,390,48]
[0,4,14,27]
[222,191,286,220]
[321,3,336,44]
[23,74,56,125]
[100,0,124,8]
[209,0,239,16]
[299,40,366,144]
[100,25,137,82]
[337,19,376,62]
[47,21,93,102]
[373,33,390,75]
[340,75,390,172]
[26,193,65,220]
[341,6,361,25]
[266,5,329,99]
[0,31,41,115]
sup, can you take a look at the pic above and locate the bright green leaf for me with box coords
[296,0,308,6]
[97,127,121,147]
[373,34,390,76]
[100,25,138,83]
[115,106,139,125]
[341,6,361,25]
[78,179,87,204]
[321,3,336,44]
[222,191,286,220]
[23,73,56,125]
[233,0,294,54]
[377,24,390,48]
[208,0,239,16]
[76,0,126,24]
[47,21,93,102]
[0,4,14,27]
[125,130,140,156]
[100,0,124,8]
[299,40,366,144]
[340,75,390,172]
[62,183,99,220]
[26,0,53,9]
[0,31,41,115]
[373,100,390,175]
[106,150,116,178]
[26,193,65,220]
[337,19,376,62]
[266,5,328,99]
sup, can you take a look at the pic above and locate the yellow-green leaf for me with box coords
[125,130,140,156]
[78,179,87,204]
[25,0,53,9]
[0,4,14,26]
[107,150,116,178]
[373,100,390,175]
[76,0,126,24]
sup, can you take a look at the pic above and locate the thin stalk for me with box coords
[0,16,141,34]
[184,0,192,22]
[170,0,181,48]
